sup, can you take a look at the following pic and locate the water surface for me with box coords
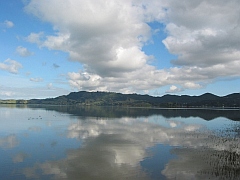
[0,105,239,179]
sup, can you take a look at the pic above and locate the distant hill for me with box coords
[1,91,240,108]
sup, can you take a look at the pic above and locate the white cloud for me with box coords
[0,59,23,74]
[67,62,240,93]
[26,32,44,45]
[183,82,202,89]
[25,0,153,76]
[0,91,15,97]
[25,72,31,76]
[30,77,43,82]
[0,76,70,100]
[0,86,69,100]
[4,20,14,28]
[166,85,183,93]
[68,72,104,91]
[163,0,240,68]
[16,46,34,57]
[25,0,240,93]
[47,83,53,89]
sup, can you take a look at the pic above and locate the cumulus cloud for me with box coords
[26,32,44,45]
[25,0,240,93]
[166,82,201,93]
[3,20,14,28]
[47,83,53,89]
[183,82,202,89]
[166,85,183,93]
[16,46,34,57]
[0,59,23,74]
[163,0,240,67]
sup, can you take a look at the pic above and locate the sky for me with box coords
[0,0,240,99]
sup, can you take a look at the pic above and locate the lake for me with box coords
[0,105,240,180]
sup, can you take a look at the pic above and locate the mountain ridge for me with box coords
[1,91,239,108]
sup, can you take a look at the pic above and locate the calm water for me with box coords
[0,105,240,180]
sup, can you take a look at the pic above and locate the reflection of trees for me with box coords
[26,105,240,121]
[201,150,240,179]
[229,122,240,138]
[0,104,28,109]
[162,129,240,180]
[158,109,240,121]
[163,147,240,179]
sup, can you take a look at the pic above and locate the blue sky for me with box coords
[0,0,239,99]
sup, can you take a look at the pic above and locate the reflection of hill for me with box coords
[157,109,240,121]
[26,105,240,121]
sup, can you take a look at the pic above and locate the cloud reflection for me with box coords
[23,134,149,179]
[28,126,42,132]
[0,134,19,149]
[22,116,240,179]
[12,152,29,163]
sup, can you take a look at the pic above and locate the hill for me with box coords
[0,91,239,108]
[1,91,236,108]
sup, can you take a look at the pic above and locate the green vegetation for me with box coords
[0,91,240,108]
[0,99,28,104]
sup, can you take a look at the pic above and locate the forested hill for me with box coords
[2,91,239,108]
